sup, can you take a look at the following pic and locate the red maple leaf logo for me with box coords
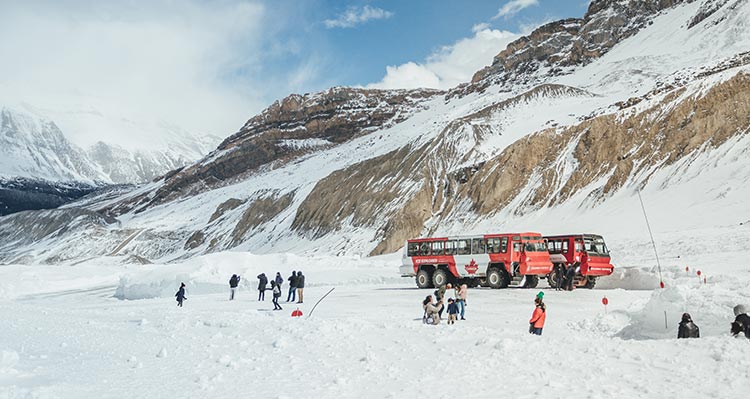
[465,259,479,274]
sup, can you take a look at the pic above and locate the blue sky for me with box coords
[0,0,591,141]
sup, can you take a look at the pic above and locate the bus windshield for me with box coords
[523,242,547,252]
[584,238,610,256]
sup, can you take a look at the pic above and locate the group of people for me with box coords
[422,283,468,325]
[255,271,306,310]
[678,305,750,339]
[172,270,307,311]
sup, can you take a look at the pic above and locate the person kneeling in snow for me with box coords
[731,305,750,338]
[529,297,546,335]
[422,295,443,325]
[677,313,700,338]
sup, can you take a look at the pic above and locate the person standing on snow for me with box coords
[529,297,546,335]
[565,265,579,291]
[731,305,750,338]
[275,272,284,288]
[296,271,305,303]
[271,281,283,311]
[229,274,241,301]
[446,298,459,325]
[434,284,447,319]
[677,313,700,338]
[456,284,467,320]
[286,271,297,302]
[422,295,443,325]
[175,282,186,307]
[257,273,268,301]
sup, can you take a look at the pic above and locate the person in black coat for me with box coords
[296,271,305,304]
[286,271,297,302]
[229,274,241,301]
[677,313,700,338]
[257,273,268,301]
[175,282,186,307]
[731,305,750,338]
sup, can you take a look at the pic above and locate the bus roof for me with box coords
[406,232,543,242]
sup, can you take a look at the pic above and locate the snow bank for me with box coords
[114,251,402,300]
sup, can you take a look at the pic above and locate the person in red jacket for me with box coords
[529,297,546,335]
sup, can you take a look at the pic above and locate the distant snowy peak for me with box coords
[0,107,104,183]
[0,106,220,185]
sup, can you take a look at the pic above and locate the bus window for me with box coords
[445,240,456,255]
[419,242,431,256]
[472,238,486,254]
[501,237,508,253]
[487,238,501,253]
[457,239,471,255]
[431,241,444,256]
[513,242,522,253]
[562,240,569,253]
[574,240,582,252]
[407,242,419,256]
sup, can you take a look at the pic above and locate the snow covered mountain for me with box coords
[2,0,750,264]
[0,105,220,185]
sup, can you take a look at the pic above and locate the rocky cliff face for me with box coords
[116,87,441,214]
[466,0,692,94]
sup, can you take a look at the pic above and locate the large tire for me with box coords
[547,265,564,288]
[524,275,539,288]
[583,276,597,289]
[432,269,449,287]
[487,268,509,289]
[416,269,433,289]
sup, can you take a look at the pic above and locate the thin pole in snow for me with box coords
[637,189,664,287]
[307,287,335,319]
[664,311,668,330]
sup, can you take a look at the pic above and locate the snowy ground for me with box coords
[2,239,750,399]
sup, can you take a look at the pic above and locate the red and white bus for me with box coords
[400,233,553,289]
[544,234,614,289]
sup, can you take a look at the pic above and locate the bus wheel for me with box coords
[584,276,597,289]
[432,269,449,287]
[416,269,433,289]
[487,268,508,289]
[524,275,539,288]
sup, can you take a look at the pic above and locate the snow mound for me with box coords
[617,283,742,340]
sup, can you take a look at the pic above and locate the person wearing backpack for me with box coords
[677,313,700,338]
[271,281,283,311]
[229,274,241,301]
[286,271,297,302]
[257,273,268,301]
[175,282,186,307]
[275,272,284,288]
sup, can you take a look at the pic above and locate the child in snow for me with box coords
[175,282,186,307]
[529,297,546,335]
[271,281,283,311]
[446,298,459,325]
[731,305,750,338]
[677,313,700,338]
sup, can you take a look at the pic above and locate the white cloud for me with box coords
[324,5,393,29]
[368,27,519,90]
[0,1,314,149]
[493,0,539,19]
